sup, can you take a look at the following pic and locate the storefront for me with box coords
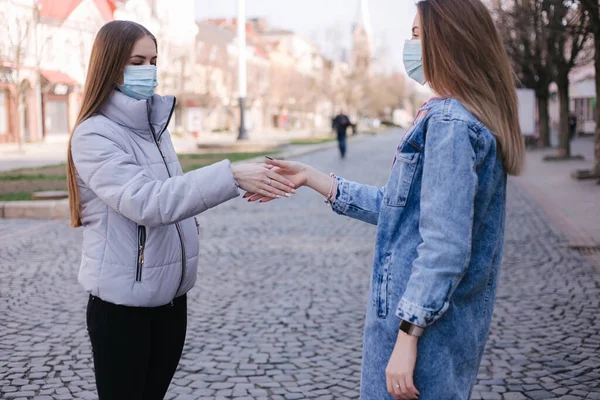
[41,70,78,141]
[569,65,596,136]
[0,67,18,144]
[178,93,225,135]
[0,89,9,139]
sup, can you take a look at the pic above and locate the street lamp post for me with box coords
[237,0,248,140]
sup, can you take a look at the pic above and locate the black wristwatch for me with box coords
[399,320,425,337]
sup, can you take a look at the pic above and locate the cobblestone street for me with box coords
[1,131,599,400]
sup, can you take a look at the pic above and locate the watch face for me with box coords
[399,320,424,337]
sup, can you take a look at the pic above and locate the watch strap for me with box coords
[399,319,425,337]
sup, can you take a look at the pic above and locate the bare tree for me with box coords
[268,64,295,126]
[156,11,190,98]
[493,0,554,147]
[0,1,66,146]
[546,0,591,158]
[0,0,34,149]
[578,0,600,177]
[363,73,408,119]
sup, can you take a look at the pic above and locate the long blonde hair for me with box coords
[418,0,525,176]
[67,21,156,227]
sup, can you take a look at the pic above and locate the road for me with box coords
[1,131,599,399]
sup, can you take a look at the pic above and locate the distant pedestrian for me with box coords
[332,111,355,158]
[569,113,577,140]
[332,111,352,157]
[66,20,295,400]
[245,0,526,398]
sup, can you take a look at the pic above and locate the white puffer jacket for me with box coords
[71,90,239,307]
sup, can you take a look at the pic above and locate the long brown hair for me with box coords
[417,0,525,176]
[67,21,156,227]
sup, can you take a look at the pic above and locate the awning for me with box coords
[40,70,78,86]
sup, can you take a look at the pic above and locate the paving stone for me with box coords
[481,392,502,400]
[5,392,36,399]
[553,388,570,395]
[1,133,599,399]
[503,393,527,400]
[527,390,556,400]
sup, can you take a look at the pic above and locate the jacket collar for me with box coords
[99,90,176,141]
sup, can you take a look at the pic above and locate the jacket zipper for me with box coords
[146,99,187,295]
[136,225,146,282]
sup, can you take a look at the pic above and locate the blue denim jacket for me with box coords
[332,98,507,399]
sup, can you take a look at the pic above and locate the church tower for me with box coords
[352,0,373,74]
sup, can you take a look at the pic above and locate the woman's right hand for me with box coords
[231,162,297,199]
[243,159,310,203]
[265,159,310,188]
[245,159,337,204]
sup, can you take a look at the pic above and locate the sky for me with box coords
[195,0,418,72]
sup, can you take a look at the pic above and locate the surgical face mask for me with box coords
[403,40,426,85]
[117,65,158,100]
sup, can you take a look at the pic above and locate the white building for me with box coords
[0,0,114,144]
[549,63,597,136]
[570,64,597,135]
[114,0,198,135]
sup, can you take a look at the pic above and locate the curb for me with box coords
[0,133,384,220]
[511,176,600,271]
[243,133,376,163]
[0,199,69,220]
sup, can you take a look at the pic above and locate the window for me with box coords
[584,98,594,122]
[151,0,159,17]
[45,36,55,63]
[0,90,8,135]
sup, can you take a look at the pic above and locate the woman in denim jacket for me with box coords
[246,0,525,398]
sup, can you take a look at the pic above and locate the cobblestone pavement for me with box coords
[0,131,599,400]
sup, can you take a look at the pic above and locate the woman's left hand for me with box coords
[231,162,296,199]
[386,332,420,399]
[244,158,311,203]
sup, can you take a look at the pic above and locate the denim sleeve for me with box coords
[395,119,478,327]
[331,177,384,226]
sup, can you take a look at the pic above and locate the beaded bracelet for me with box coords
[324,173,337,205]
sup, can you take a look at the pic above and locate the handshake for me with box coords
[230,156,337,204]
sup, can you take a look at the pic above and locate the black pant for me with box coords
[86,294,187,400]
[337,132,348,158]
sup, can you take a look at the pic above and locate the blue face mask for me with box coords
[403,40,426,85]
[118,65,158,100]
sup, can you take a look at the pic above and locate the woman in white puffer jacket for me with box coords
[67,20,296,400]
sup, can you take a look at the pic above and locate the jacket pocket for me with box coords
[384,151,420,207]
[375,254,392,318]
[135,226,146,282]
[194,217,200,235]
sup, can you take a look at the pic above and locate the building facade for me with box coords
[549,63,597,136]
[0,0,114,144]
[0,0,393,145]
[352,0,373,75]
[570,64,597,135]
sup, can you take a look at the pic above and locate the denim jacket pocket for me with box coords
[374,254,392,318]
[384,151,420,207]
